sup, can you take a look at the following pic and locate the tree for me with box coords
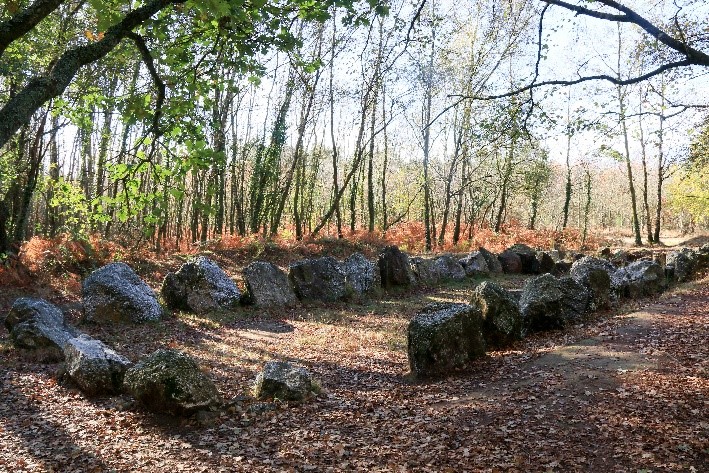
[455,0,709,102]
[0,0,387,150]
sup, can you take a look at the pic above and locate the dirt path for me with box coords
[1,279,707,472]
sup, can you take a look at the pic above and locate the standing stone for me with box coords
[254,361,315,402]
[570,256,614,310]
[478,247,503,274]
[410,257,441,285]
[289,256,347,302]
[378,246,416,288]
[536,251,556,274]
[161,256,241,313]
[519,274,588,331]
[63,334,131,396]
[498,250,522,274]
[612,260,666,298]
[459,251,490,277]
[666,248,697,282]
[243,261,298,307]
[124,349,222,416]
[342,253,380,295]
[508,244,540,274]
[558,276,590,323]
[4,298,77,355]
[432,254,466,282]
[83,262,162,324]
[470,281,524,348]
[407,303,486,378]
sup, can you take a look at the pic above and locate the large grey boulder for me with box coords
[63,334,131,396]
[124,349,222,416]
[378,246,416,288]
[478,247,503,274]
[83,262,162,324]
[498,250,522,274]
[612,260,666,298]
[243,261,297,307]
[666,248,697,283]
[469,281,523,348]
[536,251,556,274]
[410,257,441,285]
[508,244,540,274]
[254,361,315,402]
[289,256,347,302]
[407,303,486,378]
[4,298,78,355]
[432,254,466,282]
[459,251,489,277]
[161,256,241,313]
[570,256,614,310]
[342,253,380,295]
[520,274,589,331]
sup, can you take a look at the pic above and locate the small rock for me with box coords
[254,361,315,402]
[478,247,503,274]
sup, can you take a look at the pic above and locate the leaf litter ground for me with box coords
[0,275,707,472]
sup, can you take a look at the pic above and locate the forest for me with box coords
[1,1,709,472]
[0,0,707,256]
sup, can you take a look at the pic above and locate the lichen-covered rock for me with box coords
[63,334,131,396]
[254,361,315,402]
[432,254,466,282]
[289,256,347,302]
[612,260,666,298]
[498,250,522,274]
[536,251,556,274]
[520,274,589,332]
[378,246,416,288]
[124,349,222,416]
[161,256,241,313]
[570,256,614,310]
[459,252,489,277]
[407,303,486,378]
[343,253,380,295]
[666,248,697,282]
[469,281,523,348]
[478,247,503,274]
[4,298,77,355]
[558,276,590,323]
[83,262,162,324]
[243,261,297,307]
[410,257,441,285]
[508,244,540,274]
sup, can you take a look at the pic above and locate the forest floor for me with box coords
[1,241,708,472]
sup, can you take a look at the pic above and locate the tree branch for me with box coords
[125,32,165,137]
[0,0,64,58]
[0,0,183,149]
[453,59,693,102]
[541,0,709,66]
